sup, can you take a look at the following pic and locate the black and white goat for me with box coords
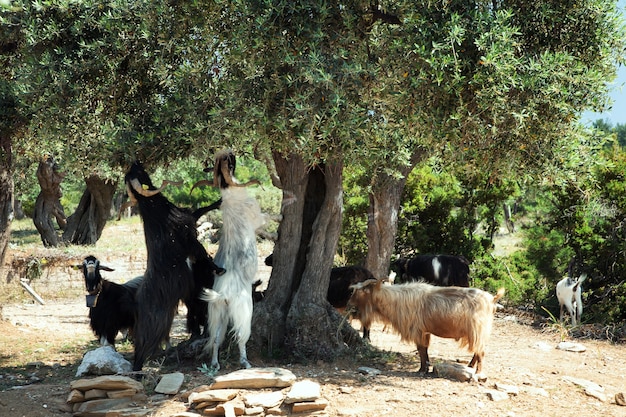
[556,273,587,326]
[124,161,225,371]
[193,150,265,371]
[392,254,471,287]
[78,255,141,347]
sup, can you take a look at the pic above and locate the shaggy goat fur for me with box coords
[349,279,504,374]
[556,273,586,326]
[198,150,266,370]
[125,161,224,371]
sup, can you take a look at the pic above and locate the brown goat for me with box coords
[348,279,504,374]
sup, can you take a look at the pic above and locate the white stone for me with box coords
[521,386,549,397]
[75,345,132,377]
[188,389,239,403]
[433,362,475,382]
[284,380,320,404]
[485,389,509,401]
[495,382,519,395]
[562,376,603,392]
[242,390,284,408]
[210,367,296,389]
[557,341,586,352]
[155,372,185,395]
[585,388,607,402]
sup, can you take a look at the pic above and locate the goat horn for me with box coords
[190,179,213,194]
[219,162,261,188]
[130,178,182,197]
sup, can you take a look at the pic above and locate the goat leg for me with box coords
[417,345,430,373]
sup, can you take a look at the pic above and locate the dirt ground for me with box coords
[2,301,626,417]
[1,229,625,416]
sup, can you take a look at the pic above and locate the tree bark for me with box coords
[0,133,13,267]
[365,149,427,279]
[62,175,117,245]
[251,152,308,355]
[32,156,67,247]
[251,153,362,360]
[285,157,361,360]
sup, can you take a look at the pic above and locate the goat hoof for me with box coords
[241,359,251,369]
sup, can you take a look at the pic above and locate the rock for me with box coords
[485,389,509,402]
[67,389,85,403]
[188,389,239,404]
[562,376,603,393]
[75,346,132,377]
[210,368,296,389]
[557,341,586,352]
[217,399,245,416]
[284,380,320,404]
[107,389,140,399]
[84,388,108,400]
[155,372,185,395]
[521,386,549,397]
[242,390,284,408]
[433,363,474,382]
[357,366,381,376]
[495,382,519,396]
[70,375,144,393]
[291,398,329,413]
[72,398,132,416]
[244,406,264,414]
[585,388,606,402]
[616,392,626,406]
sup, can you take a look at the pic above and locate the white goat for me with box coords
[556,273,587,326]
[197,150,266,370]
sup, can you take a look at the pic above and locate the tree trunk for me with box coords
[285,157,361,360]
[251,153,362,360]
[0,133,13,267]
[32,156,66,247]
[365,149,427,279]
[250,152,307,355]
[62,175,117,245]
[364,177,406,279]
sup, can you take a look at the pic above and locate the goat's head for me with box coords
[124,160,182,203]
[76,256,114,306]
[190,150,260,193]
[348,278,381,306]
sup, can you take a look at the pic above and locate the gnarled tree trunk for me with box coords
[62,175,117,245]
[251,153,362,360]
[284,157,360,359]
[250,152,307,355]
[32,156,66,247]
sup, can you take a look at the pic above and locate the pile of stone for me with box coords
[66,367,327,416]
[66,374,150,417]
[182,367,328,416]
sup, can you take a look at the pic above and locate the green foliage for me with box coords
[394,158,514,261]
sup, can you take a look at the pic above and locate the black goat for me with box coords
[392,254,471,287]
[125,161,225,371]
[78,255,141,347]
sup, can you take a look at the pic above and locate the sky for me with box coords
[581,0,626,126]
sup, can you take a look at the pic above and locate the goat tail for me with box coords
[493,288,506,304]
[199,288,227,305]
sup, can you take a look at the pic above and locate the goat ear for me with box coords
[99,265,115,272]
